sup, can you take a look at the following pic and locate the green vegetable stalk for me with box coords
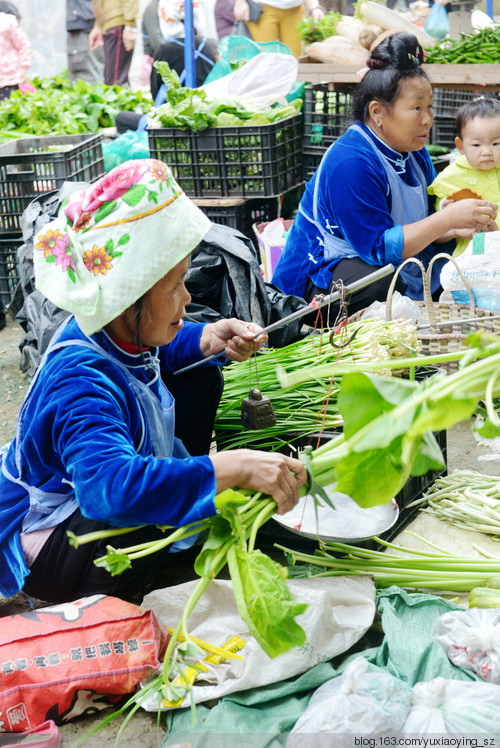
[283,534,500,593]
[69,488,309,716]
[408,471,500,537]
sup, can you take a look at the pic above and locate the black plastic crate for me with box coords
[0,233,22,307]
[430,118,457,149]
[303,149,324,182]
[148,115,303,198]
[0,134,104,233]
[432,87,480,118]
[303,83,355,152]
[192,196,280,239]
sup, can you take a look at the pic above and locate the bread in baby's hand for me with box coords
[448,188,483,201]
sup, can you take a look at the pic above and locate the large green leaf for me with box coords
[227,545,307,658]
[335,435,409,507]
[408,392,477,436]
[339,372,418,442]
[407,430,445,476]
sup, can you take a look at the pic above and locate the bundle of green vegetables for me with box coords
[0,73,152,142]
[71,330,500,720]
[297,10,342,44]
[215,317,421,451]
[409,470,500,537]
[148,61,302,132]
[424,25,500,64]
[283,534,500,593]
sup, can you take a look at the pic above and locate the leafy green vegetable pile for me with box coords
[149,61,302,132]
[424,25,500,64]
[296,10,342,44]
[410,470,500,537]
[0,72,152,142]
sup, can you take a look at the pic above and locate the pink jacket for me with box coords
[0,12,31,88]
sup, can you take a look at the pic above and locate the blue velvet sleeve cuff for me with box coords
[161,322,230,371]
[382,225,405,266]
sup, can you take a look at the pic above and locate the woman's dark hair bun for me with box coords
[370,31,424,71]
[351,30,429,123]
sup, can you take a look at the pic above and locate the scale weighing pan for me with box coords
[273,485,399,543]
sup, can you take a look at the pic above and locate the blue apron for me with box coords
[299,123,436,299]
[1,316,193,572]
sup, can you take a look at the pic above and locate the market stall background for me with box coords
[13,0,218,84]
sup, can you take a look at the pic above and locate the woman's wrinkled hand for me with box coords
[443,198,498,234]
[210,450,307,515]
[200,318,268,362]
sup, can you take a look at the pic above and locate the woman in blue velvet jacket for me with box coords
[0,159,306,603]
[272,32,498,317]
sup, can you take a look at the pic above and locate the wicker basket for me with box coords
[386,253,500,372]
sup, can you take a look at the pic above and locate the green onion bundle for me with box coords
[215,318,421,450]
[282,535,500,593]
[410,470,500,537]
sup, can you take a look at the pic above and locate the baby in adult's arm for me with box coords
[428,96,500,257]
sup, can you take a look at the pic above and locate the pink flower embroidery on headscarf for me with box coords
[35,228,75,273]
[83,160,150,214]
[52,242,75,273]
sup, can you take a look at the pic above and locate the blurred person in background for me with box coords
[233,0,323,57]
[90,0,140,86]
[66,0,104,84]
[141,0,163,84]
[0,1,30,100]
[214,0,235,38]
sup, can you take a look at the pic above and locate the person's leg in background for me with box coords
[246,4,280,44]
[246,3,304,56]
[103,26,134,86]
[67,29,104,84]
[0,85,18,101]
[276,4,304,57]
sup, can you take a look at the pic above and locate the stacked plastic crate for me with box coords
[302,83,356,182]
[0,134,105,311]
[429,87,479,150]
[148,116,304,238]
